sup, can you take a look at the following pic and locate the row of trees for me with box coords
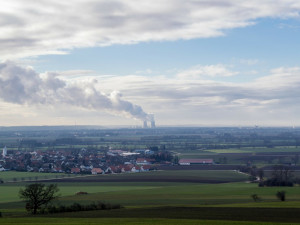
[259,165,295,187]
[19,183,121,215]
[251,191,286,202]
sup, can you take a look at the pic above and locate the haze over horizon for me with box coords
[1,1,300,127]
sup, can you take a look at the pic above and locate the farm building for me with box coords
[91,168,103,174]
[136,158,152,165]
[179,159,214,165]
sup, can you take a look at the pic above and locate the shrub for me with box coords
[276,191,286,201]
[259,178,294,187]
[70,203,82,211]
[251,194,261,202]
[45,201,123,214]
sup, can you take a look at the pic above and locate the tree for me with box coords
[272,165,293,183]
[173,155,179,165]
[251,194,261,202]
[276,191,286,201]
[257,169,264,180]
[260,165,294,187]
[292,154,299,165]
[19,183,59,214]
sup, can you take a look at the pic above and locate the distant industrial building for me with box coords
[2,146,7,157]
[143,120,148,128]
[179,158,214,165]
[150,120,155,128]
[142,113,156,128]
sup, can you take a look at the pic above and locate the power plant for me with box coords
[143,114,156,128]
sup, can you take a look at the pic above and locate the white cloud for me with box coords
[1,62,300,126]
[0,0,300,59]
[176,64,238,78]
[0,61,152,122]
[86,66,300,125]
[239,59,259,66]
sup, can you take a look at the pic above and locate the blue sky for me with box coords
[0,1,300,126]
[36,18,300,77]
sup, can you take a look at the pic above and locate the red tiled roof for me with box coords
[91,168,103,173]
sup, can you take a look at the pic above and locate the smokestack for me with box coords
[2,146,7,157]
[148,113,155,128]
[151,120,156,128]
[143,120,148,128]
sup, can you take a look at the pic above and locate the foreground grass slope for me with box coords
[1,218,299,225]
[0,170,249,203]
[1,170,300,224]
[0,171,78,183]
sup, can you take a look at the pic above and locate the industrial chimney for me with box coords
[143,120,148,128]
[2,146,7,157]
[148,113,156,128]
[151,120,156,128]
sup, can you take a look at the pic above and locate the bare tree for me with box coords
[276,191,286,201]
[19,183,59,214]
[272,165,293,183]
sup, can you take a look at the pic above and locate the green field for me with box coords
[203,146,300,154]
[1,218,298,225]
[2,181,300,207]
[0,170,248,203]
[60,170,249,183]
[0,171,79,183]
[1,170,300,224]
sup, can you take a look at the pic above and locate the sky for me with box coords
[0,0,300,127]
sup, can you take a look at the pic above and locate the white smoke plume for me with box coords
[0,61,151,122]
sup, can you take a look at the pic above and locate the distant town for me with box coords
[0,146,175,175]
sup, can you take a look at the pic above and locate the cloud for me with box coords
[1,61,300,126]
[176,64,238,78]
[239,59,259,66]
[0,0,300,59]
[83,65,300,125]
[0,61,152,122]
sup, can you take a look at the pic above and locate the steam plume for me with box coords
[0,61,151,121]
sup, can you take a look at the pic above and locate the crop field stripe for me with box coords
[1,218,299,225]
[20,207,300,223]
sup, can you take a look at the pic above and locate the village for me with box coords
[0,147,174,175]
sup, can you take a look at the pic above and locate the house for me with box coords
[179,159,214,165]
[120,164,134,173]
[141,165,152,171]
[52,167,63,173]
[91,168,103,175]
[132,166,141,172]
[134,149,154,155]
[105,166,121,174]
[71,168,81,174]
[136,158,152,165]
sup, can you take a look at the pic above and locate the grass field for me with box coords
[0,171,79,183]
[203,146,300,154]
[1,170,300,224]
[0,170,248,203]
[49,170,249,183]
[1,218,299,225]
[1,181,300,212]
